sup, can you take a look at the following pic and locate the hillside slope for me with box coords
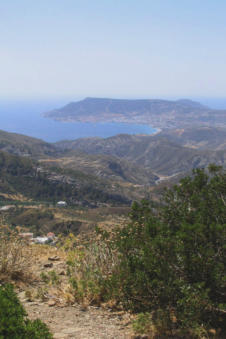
[158,126,226,150]
[1,127,225,196]
[0,129,57,157]
[0,151,130,206]
[55,132,226,176]
[42,151,158,185]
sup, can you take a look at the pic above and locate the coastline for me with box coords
[1,109,158,142]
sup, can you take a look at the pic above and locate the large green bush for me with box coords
[79,166,223,336]
[67,166,226,336]
[0,284,52,339]
[108,166,226,335]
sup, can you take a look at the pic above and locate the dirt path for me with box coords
[22,301,133,339]
[16,245,134,338]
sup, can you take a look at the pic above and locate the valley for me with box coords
[0,122,225,238]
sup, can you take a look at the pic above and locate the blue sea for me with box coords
[0,99,155,142]
[1,98,225,143]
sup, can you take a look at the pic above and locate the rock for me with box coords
[48,300,57,307]
[48,256,60,261]
[44,262,53,268]
[209,329,217,335]
[80,305,88,312]
[26,302,42,306]
[59,270,66,275]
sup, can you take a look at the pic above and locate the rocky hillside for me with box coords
[1,127,226,199]
[41,151,158,185]
[0,151,130,206]
[0,129,57,157]
[55,130,226,176]
[158,126,226,150]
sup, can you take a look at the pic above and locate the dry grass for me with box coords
[0,225,33,283]
[30,243,65,262]
[0,227,71,303]
[0,192,30,201]
[64,233,119,305]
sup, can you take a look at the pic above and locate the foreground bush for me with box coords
[0,284,52,338]
[0,226,32,282]
[69,166,226,337]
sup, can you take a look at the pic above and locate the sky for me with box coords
[1,0,226,100]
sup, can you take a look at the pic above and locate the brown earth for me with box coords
[22,301,132,339]
[16,245,134,339]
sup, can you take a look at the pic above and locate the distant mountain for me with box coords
[44,97,226,128]
[45,97,207,118]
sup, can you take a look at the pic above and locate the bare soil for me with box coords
[16,245,133,339]
[23,301,132,339]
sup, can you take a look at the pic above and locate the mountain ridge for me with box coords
[55,127,226,176]
[0,127,225,202]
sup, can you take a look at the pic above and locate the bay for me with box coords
[0,99,155,142]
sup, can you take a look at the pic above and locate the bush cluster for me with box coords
[69,166,226,337]
[0,284,52,339]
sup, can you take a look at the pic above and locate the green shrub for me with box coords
[67,166,226,336]
[132,312,154,335]
[109,166,226,335]
[0,284,52,339]
[40,270,60,285]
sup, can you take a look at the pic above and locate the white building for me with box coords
[57,201,67,207]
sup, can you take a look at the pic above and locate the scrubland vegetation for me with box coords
[0,150,130,206]
[0,226,33,282]
[65,166,226,337]
[0,227,53,338]
[0,165,225,338]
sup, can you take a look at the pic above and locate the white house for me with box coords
[57,201,67,207]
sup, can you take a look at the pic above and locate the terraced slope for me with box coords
[0,151,130,206]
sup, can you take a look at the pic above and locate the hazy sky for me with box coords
[1,0,226,99]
